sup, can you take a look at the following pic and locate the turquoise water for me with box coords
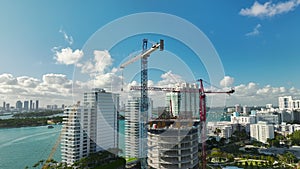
[207,108,230,122]
[0,112,223,169]
[118,120,125,156]
[0,125,62,169]
[0,121,125,169]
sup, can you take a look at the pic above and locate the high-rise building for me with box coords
[279,96,292,110]
[278,96,300,111]
[250,121,274,143]
[165,83,199,118]
[61,88,119,166]
[6,103,10,111]
[3,101,5,110]
[125,97,145,158]
[147,120,199,169]
[30,100,33,110]
[16,100,23,111]
[125,97,154,161]
[243,105,251,114]
[24,101,29,111]
[61,105,84,164]
[35,100,39,110]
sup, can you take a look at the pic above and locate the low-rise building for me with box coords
[230,112,256,132]
[250,121,274,143]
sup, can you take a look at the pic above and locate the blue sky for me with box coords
[0,0,300,107]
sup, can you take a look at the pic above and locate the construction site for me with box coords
[121,39,234,169]
[53,38,235,169]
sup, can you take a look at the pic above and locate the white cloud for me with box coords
[0,73,82,107]
[246,24,262,36]
[3,70,300,109]
[59,28,74,45]
[240,0,300,18]
[17,76,40,88]
[81,50,113,75]
[220,76,235,87]
[94,50,113,74]
[92,73,122,91]
[42,73,69,85]
[54,47,83,65]
[0,73,18,85]
[120,71,185,107]
[80,61,94,74]
[157,71,185,87]
[223,81,300,106]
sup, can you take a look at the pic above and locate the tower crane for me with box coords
[120,39,164,169]
[131,79,234,169]
[198,79,234,169]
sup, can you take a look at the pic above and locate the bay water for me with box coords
[0,108,225,169]
[0,125,62,169]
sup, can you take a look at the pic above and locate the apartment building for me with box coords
[61,88,119,165]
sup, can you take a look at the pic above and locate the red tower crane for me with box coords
[130,79,234,169]
[198,79,234,169]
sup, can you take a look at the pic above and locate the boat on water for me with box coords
[47,125,54,129]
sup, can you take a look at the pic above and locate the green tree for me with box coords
[226,153,234,162]
[283,151,296,164]
[289,130,300,145]
[214,128,222,137]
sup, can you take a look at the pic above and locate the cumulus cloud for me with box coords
[42,73,69,85]
[92,73,122,91]
[246,24,262,36]
[0,73,84,107]
[157,71,185,87]
[0,73,18,85]
[220,76,235,87]
[240,0,300,18]
[81,50,113,75]
[121,71,185,107]
[224,81,300,106]
[54,47,83,65]
[17,76,40,88]
[94,50,113,74]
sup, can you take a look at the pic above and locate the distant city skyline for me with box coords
[0,1,300,107]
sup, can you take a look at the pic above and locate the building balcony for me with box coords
[160,164,180,169]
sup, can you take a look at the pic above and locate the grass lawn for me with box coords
[126,157,138,163]
[93,158,125,169]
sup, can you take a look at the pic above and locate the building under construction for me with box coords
[147,118,199,169]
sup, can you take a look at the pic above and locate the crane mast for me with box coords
[140,39,148,169]
[120,39,163,169]
[199,79,207,169]
[198,79,234,169]
[130,80,234,169]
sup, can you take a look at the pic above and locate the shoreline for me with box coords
[0,116,63,129]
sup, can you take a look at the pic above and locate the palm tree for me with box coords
[214,128,222,137]
[284,151,296,164]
